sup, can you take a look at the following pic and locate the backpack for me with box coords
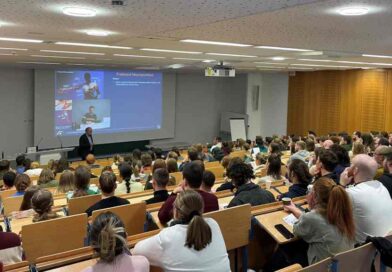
[365,236,392,272]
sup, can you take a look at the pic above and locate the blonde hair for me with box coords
[38,168,55,185]
[174,190,212,251]
[90,212,128,263]
[57,170,75,193]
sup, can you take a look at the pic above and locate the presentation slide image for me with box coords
[55,70,104,100]
[55,100,72,111]
[71,99,111,131]
[55,110,72,126]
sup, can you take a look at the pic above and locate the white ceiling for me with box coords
[0,0,391,72]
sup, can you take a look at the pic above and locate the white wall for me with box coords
[0,68,34,158]
[0,68,247,156]
[151,72,247,145]
[246,72,289,140]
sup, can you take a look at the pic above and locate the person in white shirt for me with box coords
[340,154,392,243]
[134,190,230,272]
[210,136,223,152]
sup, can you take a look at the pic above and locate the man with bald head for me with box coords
[341,154,392,243]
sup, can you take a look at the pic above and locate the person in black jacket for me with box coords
[227,161,275,208]
[85,171,129,216]
[145,168,170,205]
[78,127,94,160]
[278,159,311,200]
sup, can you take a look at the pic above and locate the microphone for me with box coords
[36,137,44,151]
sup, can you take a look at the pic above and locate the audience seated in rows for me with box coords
[158,162,219,224]
[86,172,129,217]
[82,212,149,272]
[340,154,392,243]
[134,190,230,271]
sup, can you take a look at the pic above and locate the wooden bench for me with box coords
[3,261,30,272]
[3,196,23,216]
[205,161,221,168]
[0,189,17,201]
[22,214,88,262]
[230,150,246,159]
[68,194,102,215]
[277,263,303,272]
[208,166,225,179]
[91,202,146,236]
[297,257,332,272]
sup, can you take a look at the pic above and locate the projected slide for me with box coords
[55,70,162,136]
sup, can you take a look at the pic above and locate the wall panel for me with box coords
[288,69,392,136]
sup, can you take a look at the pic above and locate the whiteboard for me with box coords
[230,119,247,141]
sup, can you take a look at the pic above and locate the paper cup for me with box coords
[282,197,292,206]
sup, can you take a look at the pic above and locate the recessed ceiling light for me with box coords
[167,64,185,69]
[0,53,14,56]
[62,7,97,17]
[180,39,252,47]
[86,30,110,37]
[113,54,166,59]
[202,60,216,63]
[272,57,286,61]
[140,48,202,54]
[31,55,85,59]
[298,58,392,66]
[18,61,60,65]
[256,65,285,69]
[56,42,131,49]
[0,47,28,51]
[0,37,43,43]
[206,53,257,58]
[291,63,358,68]
[338,7,369,16]
[173,57,205,61]
[362,54,392,59]
[255,46,311,52]
[41,50,105,56]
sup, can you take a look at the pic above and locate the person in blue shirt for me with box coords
[15,155,26,174]
[12,174,31,197]
[255,136,268,153]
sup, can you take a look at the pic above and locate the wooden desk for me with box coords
[45,258,96,272]
[255,210,296,244]
[218,195,234,208]
[9,211,65,235]
[149,211,166,229]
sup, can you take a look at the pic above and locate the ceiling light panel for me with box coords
[40,50,105,56]
[180,39,252,47]
[140,48,202,54]
[56,42,131,49]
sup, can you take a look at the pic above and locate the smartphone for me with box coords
[275,224,295,239]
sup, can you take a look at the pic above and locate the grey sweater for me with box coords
[293,210,354,264]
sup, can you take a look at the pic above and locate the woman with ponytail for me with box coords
[31,189,60,222]
[82,212,149,272]
[284,177,355,265]
[134,190,230,271]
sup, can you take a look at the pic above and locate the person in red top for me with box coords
[158,161,219,224]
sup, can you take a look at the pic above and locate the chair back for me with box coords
[91,202,146,236]
[3,196,23,216]
[68,194,102,215]
[204,204,251,250]
[22,214,88,262]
